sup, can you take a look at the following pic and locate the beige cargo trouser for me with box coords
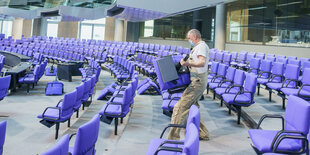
[167,72,209,140]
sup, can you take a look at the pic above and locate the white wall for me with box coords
[225,43,310,58]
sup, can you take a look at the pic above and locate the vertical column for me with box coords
[57,21,78,38]
[214,4,226,50]
[114,19,124,41]
[12,18,24,40]
[32,18,42,36]
[12,18,33,40]
[22,19,33,38]
[104,17,115,41]
[126,22,140,42]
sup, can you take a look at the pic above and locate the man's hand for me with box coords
[180,58,190,66]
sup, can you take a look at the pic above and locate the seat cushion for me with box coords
[248,129,302,153]
[98,104,122,116]
[267,83,283,91]
[215,87,239,96]
[162,92,183,100]
[162,99,179,110]
[222,93,253,106]
[280,88,299,96]
[257,78,269,84]
[209,82,230,89]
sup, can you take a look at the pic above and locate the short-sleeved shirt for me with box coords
[190,41,209,74]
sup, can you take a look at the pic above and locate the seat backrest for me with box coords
[233,69,246,86]
[285,96,310,135]
[284,64,299,80]
[217,64,227,77]
[186,105,200,130]
[249,58,261,72]
[0,121,6,154]
[75,83,85,105]
[223,54,232,65]
[231,52,237,60]
[302,68,310,92]
[72,114,100,155]
[271,62,284,82]
[61,90,77,117]
[287,56,297,60]
[182,123,199,155]
[225,67,236,81]
[256,53,265,60]
[244,73,257,99]
[210,62,219,75]
[41,134,69,155]
[266,56,276,62]
[288,59,301,67]
[302,61,310,72]
[259,60,272,78]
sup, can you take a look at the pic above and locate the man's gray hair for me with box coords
[187,29,202,39]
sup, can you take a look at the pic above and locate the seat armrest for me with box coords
[272,134,308,154]
[271,130,306,152]
[298,84,310,98]
[160,124,186,138]
[257,114,284,129]
[154,146,183,155]
[69,133,77,141]
[159,141,184,147]
[232,91,253,105]
[258,71,271,78]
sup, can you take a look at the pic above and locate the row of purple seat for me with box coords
[98,72,138,135]
[209,49,310,70]
[18,59,47,93]
[106,56,135,81]
[37,71,99,139]
[207,63,257,124]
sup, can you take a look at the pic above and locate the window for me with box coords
[142,7,216,48]
[1,20,13,37]
[144,20,154,37]
[79,18,105,40]
[46,19,59,38]
[226,0,310,48]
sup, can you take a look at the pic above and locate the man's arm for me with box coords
[180,55,206,67]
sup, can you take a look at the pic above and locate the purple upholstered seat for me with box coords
[38,90,77,139]
[41,134,69,155]
[98,84,132,135]
[215,69,245,96]
[69,114,100,155]
[222,73,257,124]
[208,62,219,79]
[248,96,310,154]
[146,105,200,155]
[0,76,11,100]
[208,63,227,83]
[74,83,85,118]
[248,58,261,74]
[267,64,299,107]
[146,123,199,155]
[281,68,310,100]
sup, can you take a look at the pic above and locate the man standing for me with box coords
[168,29,210,140]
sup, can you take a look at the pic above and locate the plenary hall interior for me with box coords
[0,0,309,154]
